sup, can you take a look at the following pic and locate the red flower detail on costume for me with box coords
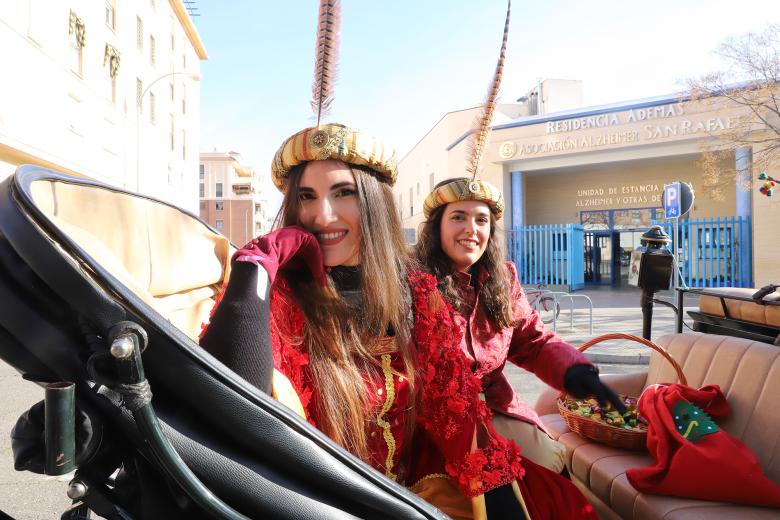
[408,270,524,497]
[269,279,316,425]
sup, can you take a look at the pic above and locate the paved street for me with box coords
[526,286,699,364]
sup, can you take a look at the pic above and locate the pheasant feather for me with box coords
[311,0,341,127]
[468,0,511,180]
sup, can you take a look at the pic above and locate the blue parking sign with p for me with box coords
[664,182,681,219]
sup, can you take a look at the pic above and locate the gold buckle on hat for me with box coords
[309,129,330,148]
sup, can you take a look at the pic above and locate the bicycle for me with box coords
[525,284,561,324]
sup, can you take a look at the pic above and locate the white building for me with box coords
[0,0,207,213]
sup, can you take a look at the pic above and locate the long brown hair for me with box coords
[414,180,516,329]
[275,161,415,464]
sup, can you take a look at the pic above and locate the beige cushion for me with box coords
[29,179,234,340]
[699,288,780,327]
[539,332,780,518]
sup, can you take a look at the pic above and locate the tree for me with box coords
[686,25,780,200]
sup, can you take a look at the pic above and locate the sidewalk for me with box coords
[528,286,700,365]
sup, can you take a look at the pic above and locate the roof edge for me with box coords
[492,92,688,131]
[169,0,208,60]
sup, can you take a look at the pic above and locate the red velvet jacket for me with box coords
[451,261,591,431]
[269,272,523,496]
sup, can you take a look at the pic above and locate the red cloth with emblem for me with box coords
[451,262,592,430]
[626,383,780,507]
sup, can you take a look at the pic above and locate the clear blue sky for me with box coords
[193,1,779,210]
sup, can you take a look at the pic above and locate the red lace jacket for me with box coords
[269,271,523,497]
[451,261,592,431]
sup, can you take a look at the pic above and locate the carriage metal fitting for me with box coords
[44,382,76,476]
[66,479,87,500]
[107,321,148,356]
[109,335,134,359]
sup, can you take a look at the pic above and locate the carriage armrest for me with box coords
[534,371,648,416]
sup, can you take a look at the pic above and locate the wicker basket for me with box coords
[557,333,687,451]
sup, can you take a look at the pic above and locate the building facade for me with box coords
[0,0,207,213]
[396,79,780,287]
[199,151,271,246]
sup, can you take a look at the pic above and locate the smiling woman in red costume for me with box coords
[416,177,627,476]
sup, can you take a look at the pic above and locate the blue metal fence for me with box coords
[654,216,752,288]
[507,224,585,291]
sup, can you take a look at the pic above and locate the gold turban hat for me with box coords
[271,123,398,192]
[423,178,505,220]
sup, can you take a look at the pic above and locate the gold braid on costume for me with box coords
[422,0,510,219]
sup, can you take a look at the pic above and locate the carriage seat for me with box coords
[28,179,233,340]
[698,287,780,327]
[534,332,780,519]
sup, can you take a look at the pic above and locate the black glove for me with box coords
[752,284,779,302]
[563,364,627,415]
[199,262,273,395]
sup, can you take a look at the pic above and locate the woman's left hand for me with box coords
[563,364,627,414]
[234,226,326,286]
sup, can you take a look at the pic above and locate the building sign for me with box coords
[546,104,685,134]
[575,184,662,208]
[581,207,662,231]
[498,102,739,159]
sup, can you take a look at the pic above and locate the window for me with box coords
[181,129,186,159]
[150,0,156,11]
[149,35,156,66]
[215,219,224,231]
[104,54,116,104]
[170,16,175,51]
[215,202,224,211]
[149,92,156,123]
[181,84,186,114]
[429,173,435,191]
[136,79,143,113]
[409,187,414,216]
[199,183,204,198]
[136,17,143,51]
[170,82,174,102]
[199,164,204,180]
[68,11,83,75]
[215,182,223,198]
[417,183,420,195]
[169,114,174,151]
[109,77,116,104]
[105,1,115,30]
[182,53,186,70]
[199,201,206,212]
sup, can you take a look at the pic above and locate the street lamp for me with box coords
[136,71,201,193]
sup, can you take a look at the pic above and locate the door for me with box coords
[584,231,616,285]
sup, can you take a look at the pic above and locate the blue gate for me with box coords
[507,224,585,292]
[654,216,752,288]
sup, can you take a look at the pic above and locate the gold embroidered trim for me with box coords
[376,354,397,480]
[410,473,450,490]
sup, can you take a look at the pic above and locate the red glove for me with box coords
[233,226,326,286]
